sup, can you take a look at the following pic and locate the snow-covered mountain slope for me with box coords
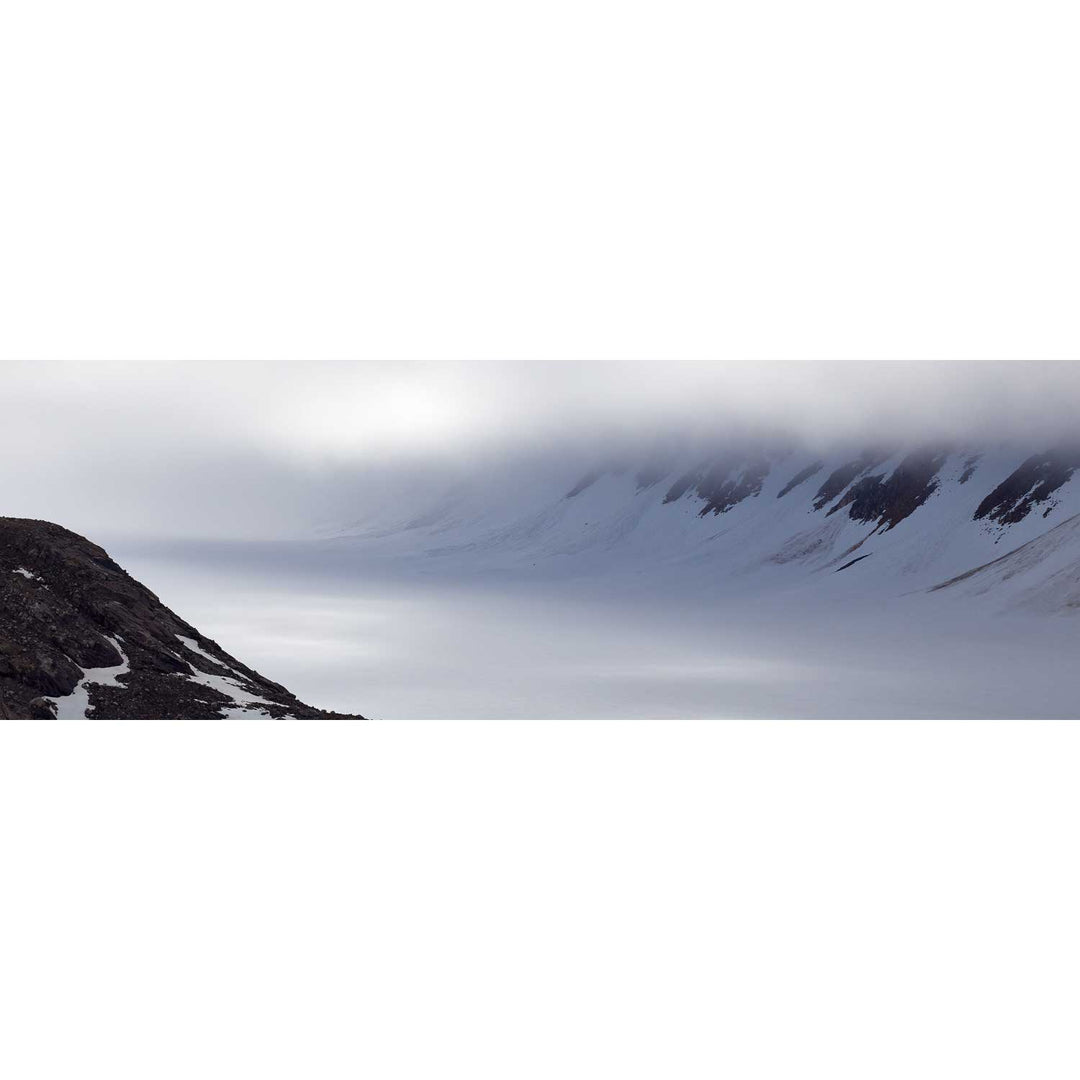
[930,511,1080,613]
[319,441,1080,612]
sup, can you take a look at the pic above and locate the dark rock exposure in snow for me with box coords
[825,447,950,531]
[776,460,824,499]
[660,453,771,515]
[811,449,894,512]
[973,448,1080,526]
[0,518,365,720]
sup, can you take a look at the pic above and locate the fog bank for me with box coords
[6,360,1080,540]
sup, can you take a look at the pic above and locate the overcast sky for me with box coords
[4,359,1080,541]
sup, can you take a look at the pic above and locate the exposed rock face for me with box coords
[662,468,702,505]
[695,456,772,517]
[957,454,981,485]
[812,449,894,511]
[0,518,365,720]
[974,448,1080,526]
[662,453,772,516]
[777,460,824,498]
[826,447,950,531]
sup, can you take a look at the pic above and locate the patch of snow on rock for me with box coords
[46,636,131,720]
[176,634,288,718]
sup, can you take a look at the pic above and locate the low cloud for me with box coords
[4,359,1080,540]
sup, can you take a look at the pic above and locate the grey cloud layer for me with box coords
[5,360,1079,540]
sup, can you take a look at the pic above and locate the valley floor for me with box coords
[108,536,1080,719]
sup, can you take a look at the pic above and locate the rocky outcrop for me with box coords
[777,460,824,498]
[826,447,950,531]
[662,453,771,516]
[811,449,894,511]
[973,448,1080,526]
[0,518,366,720]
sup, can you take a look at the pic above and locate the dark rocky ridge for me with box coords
[777,460,824,498]
[825,447,950,531]
[812,449,894,511]
[973,449,1080,526]
[661,453,772,516]
[0,518,365,720]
